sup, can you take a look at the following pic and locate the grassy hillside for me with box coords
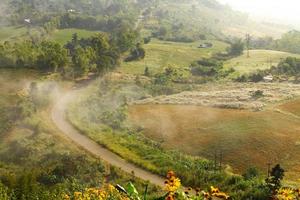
[120,39,228,74]
[224,50,300,75]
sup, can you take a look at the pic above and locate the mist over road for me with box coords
[51,89,165,187]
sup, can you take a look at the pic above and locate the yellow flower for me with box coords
[63,194,70,200]
[277,188,297,200]
[74,192,83,200]
[210,186,220,194]
[165,171,181,193]
[210,186,229,200]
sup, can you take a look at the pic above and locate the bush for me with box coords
[190,58,223,77]
[248,73,264,82]
[228,39,244,56]
[251,90,264,99]
[125,44,146,62]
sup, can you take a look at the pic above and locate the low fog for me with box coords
[219,0,300,25]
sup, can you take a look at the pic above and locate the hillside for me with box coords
[140,0,291,41]
[1,0,300,199]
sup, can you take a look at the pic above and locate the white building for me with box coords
[24,19,31,24]
[263,75,273,82]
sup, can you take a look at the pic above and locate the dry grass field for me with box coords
[128,85,300,182]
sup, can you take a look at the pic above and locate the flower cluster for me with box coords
[276,188,300,200]
[164,171,229,200]
[65,184,129,200]
[71,171,232,200]
[165,171,181,200]
[209,186,230,200]
[165,171,182,193]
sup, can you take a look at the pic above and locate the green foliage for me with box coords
[275,30,300,54]
[0,30,127,78]
[248,72,264,83]
[251,90,264,99]
[112,25,139,53]
[101,106,127,130]
[190,58,223,77]
[272,56,300,76]
[72,47,95,77]
[125,43,146,62]
[37,41,68,72]
[0,182,9,200]
[265,164,285,193]
[242,167,260,180]
[0,40,68,72]
[0,106,15,136]
[145,0,248,42]
[227,39,244,56]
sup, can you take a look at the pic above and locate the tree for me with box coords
[72,47,94,77]
[112,24,139,53]
[36,41,68,72]
[144,66,150,76]
[228,39,244,56]
[87,33,120,73]
[125,43,146,62]
[265,164,284,195]
[243,167,260,180]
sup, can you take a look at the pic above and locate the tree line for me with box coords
[0,27,140,78]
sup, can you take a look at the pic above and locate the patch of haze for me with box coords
[218,0,300,27]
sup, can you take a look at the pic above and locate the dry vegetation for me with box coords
[128,82,300,183]
[133,82,300,111]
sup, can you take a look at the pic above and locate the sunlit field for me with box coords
[224,49,300,75]
[120,39,228,74]
[50,28,99,45]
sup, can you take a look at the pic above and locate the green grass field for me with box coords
[0,26,99,45]
[120,39,228,75]
[224,49,300,75]
[0,26,28,41]
[50,28,99,45]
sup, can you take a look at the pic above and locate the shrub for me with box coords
[251,90,264,99]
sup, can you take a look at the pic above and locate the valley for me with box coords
[1,0,300,199]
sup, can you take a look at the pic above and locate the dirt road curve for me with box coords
[51,90,165,187]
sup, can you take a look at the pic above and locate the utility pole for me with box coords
[219,151,223,171]
[246,33,251,58]
[214,150,217,173]
[267,162,272,178]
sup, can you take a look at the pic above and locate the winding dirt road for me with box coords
[51,89,165,187]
